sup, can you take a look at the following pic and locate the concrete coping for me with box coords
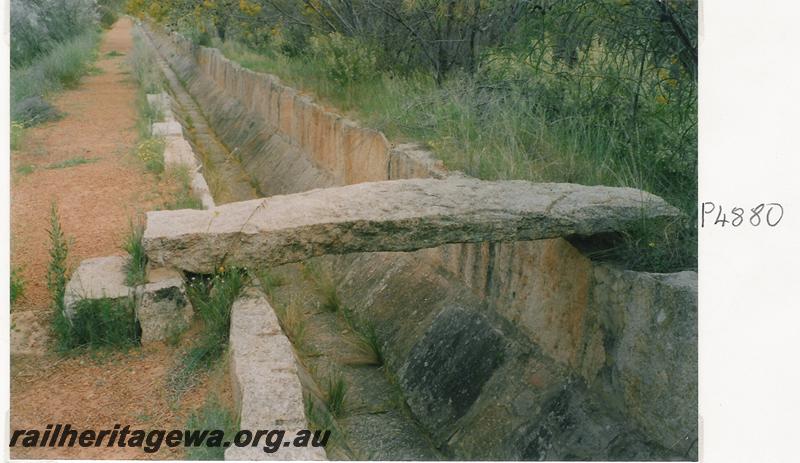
[225,287,327,460]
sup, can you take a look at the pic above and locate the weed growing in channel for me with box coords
[303,261,340,313]
[324,372,347,418]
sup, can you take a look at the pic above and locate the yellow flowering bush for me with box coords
[136,137,165,174]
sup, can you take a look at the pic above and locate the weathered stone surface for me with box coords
[389,143,448,180]
[144,178,680,273]
[146,92,175,121]
[151,120,182,137]
[64,256,132,319]
[163,136,199,170]
[191,171,215,209]
[590,265,698,457]
[226,287,325,461]
[134,274,193,344]
[400,306,505,436]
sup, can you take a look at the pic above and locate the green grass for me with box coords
[123,220,148,286]
[163,167,203,210]
[11,29,101,124]
[11,122,26,150]
[45,156,98,169]
[106,50,124,57]
[255,268,284,299]
[15,164,36,176]
[324,372,347,418]
[57,297,140,350]
[11,268,26,306]
[185,396,238,460]
[168,269,247,397]
[47,203,140,351]
[46,202,71,351]
[302,261,340,313]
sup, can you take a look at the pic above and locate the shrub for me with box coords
[12,96,63,127]
[10,0,99,68]
[309,32,378,86]
[135,137,165,174]
[98,5,118,29]
[47,202,69,313]
[11,29,100,123]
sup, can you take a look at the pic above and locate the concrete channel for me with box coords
[133,19,698,461]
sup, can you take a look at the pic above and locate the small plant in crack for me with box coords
[324,372,347,418]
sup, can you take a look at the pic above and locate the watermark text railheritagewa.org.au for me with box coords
[9,424,330,454]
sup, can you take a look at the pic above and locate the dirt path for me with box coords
[10,18,223,459]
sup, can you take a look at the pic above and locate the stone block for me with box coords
[134,273,193,344]
[64,255,132,319]
[151,121,182,137]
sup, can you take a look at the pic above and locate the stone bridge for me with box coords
[143,177,679,273]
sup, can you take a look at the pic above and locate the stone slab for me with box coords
[152,121,182,137]
[144,178,681,273]
[226,287,326,460]
[163,136,199,170]
[64,255,132,319]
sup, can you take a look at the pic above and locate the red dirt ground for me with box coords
[10,18,230,459]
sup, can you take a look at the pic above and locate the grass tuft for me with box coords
[11,268,26,306]
[185,396,237,460]
[45,156,98,169]
[163,166,203,210]
[123,219,147,286]
[169,269,247,397]
[256,268,284,299]
[324,372,347,418]
[58,297,140,350]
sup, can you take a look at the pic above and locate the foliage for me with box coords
[10,30,100,124]
[185,396,237,460]
[47,202,70,314]
[11,122,26,151]
[11,268,26,306]
[47,202,72,351]
[10,0,100,68]
[309,32,378,86]
[164,167,204,210]
[185,269,247,365]
[128,0,697,271]
[324,371,347,417]
[135,137,166,174]
[56,297,140,350]
[46,156,98,169]
[123,219,148,286]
